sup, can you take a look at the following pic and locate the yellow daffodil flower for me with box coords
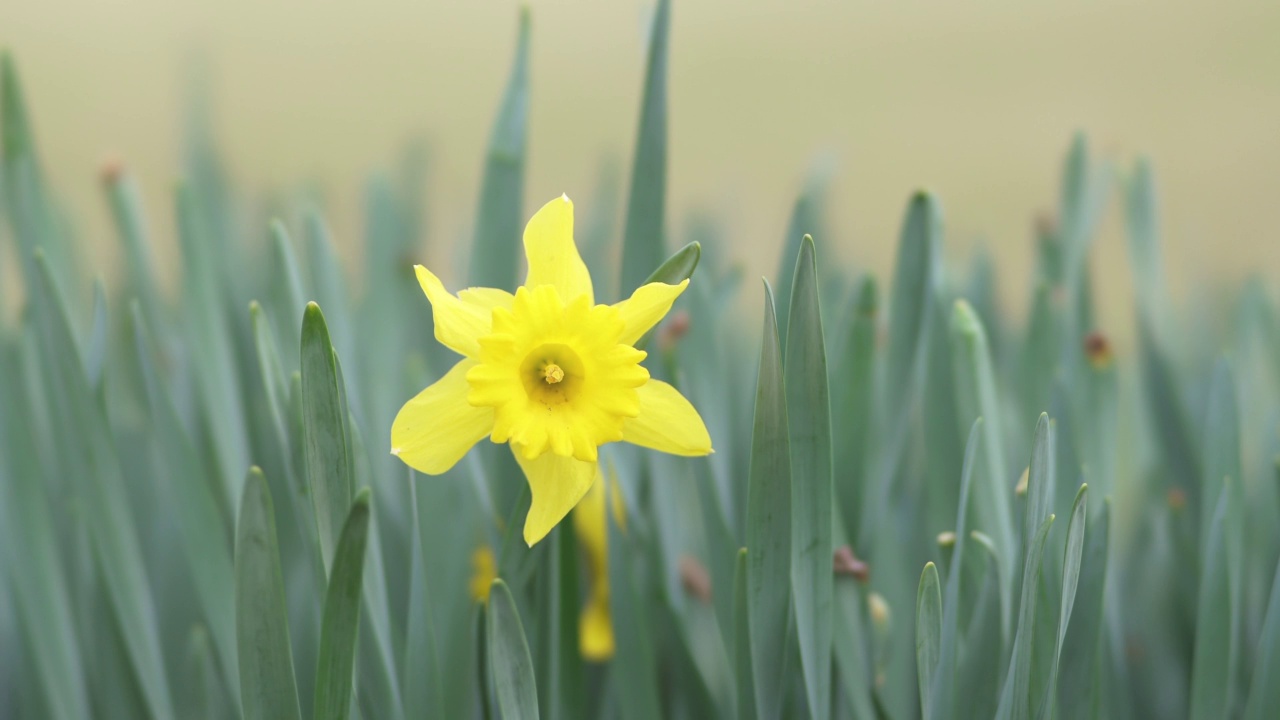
[391,195,712,546]
[572,467,627,661]
[468,545,497,604]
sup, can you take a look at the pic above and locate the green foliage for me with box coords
[3,5,1280,720]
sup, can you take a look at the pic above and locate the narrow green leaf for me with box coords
[132,302,238,698]
[886,192,941,411]
[931,421,983,716]
[774,177,827,341]
[1244,555,1280,720]
[633,241,701,351]
[950,300,1017,612]
[302,210,354,366]
[733,548,757,720]
[1056,499,1111,720]
[747,280,792,720]
[832,275,876,539]
[994,514,1056,720]
[269,219,308,370]
[403,479,446,720]
[176,182,250,501]
[784,235,833,720]
[236,467,303,720]
[538,522,584,720]
[619,0,670,295]
[644,240,700,286]
[2,53,79,301]
[955,531,1005,720]
[469,7,530,292]
[607,473,662,720]
[1036,485,1088,720]
[487,579,540,720]
[1189,480,1244,720]
[103,164,163,320]
[314,488,372,720]
[29,252,174,720]
[84,278,108,390]
[0,343,89,720]
[301,301,353,573]
[916,562,942,720]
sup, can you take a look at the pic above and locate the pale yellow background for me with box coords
[4,1,1278,332]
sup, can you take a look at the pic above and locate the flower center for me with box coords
[543,363,565,384]
[519,343,584,407]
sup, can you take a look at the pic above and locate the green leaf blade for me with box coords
[313,489,372,720]
[487,579,540,720]
[236,467,303,720]
[746,280,792,720]
[784,235,833,720]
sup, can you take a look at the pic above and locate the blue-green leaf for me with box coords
[784,235,833,720]
[746,280,792,720]
[487,579,540,720]
[313,488,372,720]
[236,467,303,720]
[619,0,670,296]
[916,562,942,719]
[301,302,353,572]
[469,7,530,292]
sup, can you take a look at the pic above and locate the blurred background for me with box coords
[3,0,1278,333]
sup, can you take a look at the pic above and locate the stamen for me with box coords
[543,363,565,384]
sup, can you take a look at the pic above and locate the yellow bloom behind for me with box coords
[572,467,626,661]
[468,545,497,604]
[391,195,712,546]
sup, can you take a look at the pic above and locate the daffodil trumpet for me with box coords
[391,195,712,546]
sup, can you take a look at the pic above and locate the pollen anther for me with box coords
[543,363,565,384]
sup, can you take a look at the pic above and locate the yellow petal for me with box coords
[522,195,593,304]
[391,359,493,474]
[514,448,599,546]
[622,380,713,456]
[579,589,615,661]
[415,265,492,357]
[613,280,688,346]
[459,287,515,311]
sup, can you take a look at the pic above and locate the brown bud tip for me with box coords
[1035,211,1058,240]
[1084,331,1112,369]
[658,310,691,352]
[1015,467,1030,497]
[833,545,870,582]
[936,531,957,548]
[100,155,125,184]
[678,554,712,604]
[1167,486,1187,511]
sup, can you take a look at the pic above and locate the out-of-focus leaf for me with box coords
[951,300,1017,609]
[619,0,670,296]
[607,476,662,720]
[0,341,89,720]
[916,562,941,719]
[1056,496,1110,720]
[469,7,530,293]
[29,252,174,719]
[1036,485,1088,720]
[236,467,303,720]
[733,548,757,720]
[487,579,540,720]
[1244,556,1280,720]
[994,514,1056,720]
[1189,483,1244,720]
[746,281,793,720]
[132,302,238,698]
[784,235,833,720]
